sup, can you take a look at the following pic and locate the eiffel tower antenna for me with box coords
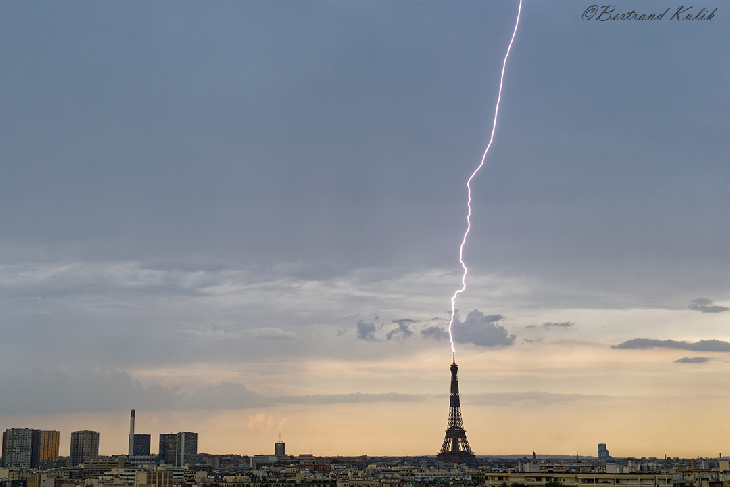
[436,359,477,466]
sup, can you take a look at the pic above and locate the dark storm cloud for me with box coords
[0,0,726,299]
[452,310,515,347]
[421,325,450,341]
[386,320,414,341]
[675,357,712,364]
[0,0,728,404]
[543,322,574,328]
[612,339,730,351]
[688,298,729,313]
[356,320,377,341]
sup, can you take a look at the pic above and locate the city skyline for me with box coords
[0,421,713,461]
[1,1,729,458]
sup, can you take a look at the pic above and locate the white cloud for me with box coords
[452,310,515,347]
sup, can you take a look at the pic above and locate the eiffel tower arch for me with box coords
[436,359,477,466]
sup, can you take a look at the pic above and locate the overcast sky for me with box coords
[1,1,729,458]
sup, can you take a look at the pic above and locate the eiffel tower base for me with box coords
[436,451,477,466]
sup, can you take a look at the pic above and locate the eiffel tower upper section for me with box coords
[436,358,477,466]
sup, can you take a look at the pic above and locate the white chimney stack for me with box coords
[128,409,135,457]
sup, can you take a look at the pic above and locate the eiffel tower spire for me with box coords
[436,358,477,465]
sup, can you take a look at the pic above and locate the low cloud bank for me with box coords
[0,368,426,415]
[0,367,615,415]
[464,391,606,407]
[543,322,574,328]
[613,338,730,351]
[675,357,712,364]
[182,326,300,341]
[276,392,425,404]
[688,298,729,313]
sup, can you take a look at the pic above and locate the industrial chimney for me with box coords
[128,409,135,456]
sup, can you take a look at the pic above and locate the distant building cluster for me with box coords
[3,448,730,487]
[1,429,59,469]
[2,410,728,487]
[2,411,198,472]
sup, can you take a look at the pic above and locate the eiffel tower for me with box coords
[436,357,477,466]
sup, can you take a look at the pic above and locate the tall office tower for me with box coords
[69,430,99,467]
[436,359,477,466]
[39,430,60,467]
[133,434,151,456]
[30,429,41,468]
[158,434,177,466]
[275,440,285,457]
[2,428,40,468]
[128,410,135,457]
[598,443,610,459]
[175,432,198,467]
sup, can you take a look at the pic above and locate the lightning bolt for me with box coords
[448,0,522,355]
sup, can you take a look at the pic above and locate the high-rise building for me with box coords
[31,430,41,468]
[598,443,610,459]
[133,434,151,456]
[70,430,99,467]
[275,441,285,457]
[436,359,477,466]
[158,434,177,466]
[175,432,197,467]
[39,431,60,467]
[2,428,41,468]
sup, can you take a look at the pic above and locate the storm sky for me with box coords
[1,1,729,457]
